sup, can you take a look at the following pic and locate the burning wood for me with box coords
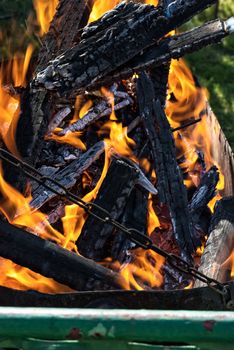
[59,89,133,135]
[0,220,123,291]
[194,197,234,287]
[33,0,217,95]
[77,158,148,261]
[89,18,234,90]
[137,71,195,260]
[30,141,105,210]
[0,0,233,306]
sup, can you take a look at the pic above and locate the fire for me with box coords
[0,166,75,292]
[0,0,229,293]
[119,249,164,290]
[166,59,225,202]
[47,129,86,150]
[88,0,159,24]
[0,45,34,156]
[100,87,136,160]
[33,0,59,36]
[62,148,110,246]
[88,0,120,23]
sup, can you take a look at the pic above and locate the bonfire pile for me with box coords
[0,0,234,294]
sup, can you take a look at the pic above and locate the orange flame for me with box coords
[119,249,164,290]
[166,59,225,200]
[0,0,228,293]
[0,45,34,156]
[0,165,75,292]
[34,0,59,36]
[100,87,136,160]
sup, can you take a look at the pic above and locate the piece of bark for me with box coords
[33,0,217,95]
[0,220,123,291]
[89,18,230,90]
[137,71,195,260]
[30,141,105,210]
[194,197,234,287]
[77,158,139,261]
[111,187,148,264]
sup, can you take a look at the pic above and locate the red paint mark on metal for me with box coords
[67,327,82,340]
[94,332,103,338]
[203,320,216,332]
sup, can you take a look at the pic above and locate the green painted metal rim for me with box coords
[0,308,233,344]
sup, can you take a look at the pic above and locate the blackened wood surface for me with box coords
[0,220,123,291]
[137,72,195,259]
[0,282,232,310]
[194,197,234,287]
[111,187,148,263]
[90,19,228,90]
[33,0,217,95]
[77,159,139,261]
[38,0,91,70]
[189,166,219,226]
[30,141,105,210]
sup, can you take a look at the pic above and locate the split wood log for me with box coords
[0,281,233,310]
[206,106,234,196]
[0,220,124,291]
[77,158,140,261]
[33,0,217,95]
[194,197,234,287]
[137,71,195,260]
[88,18,231,90]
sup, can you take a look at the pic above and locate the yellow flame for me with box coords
[0,45,34,156]
[119,249,164,290]
[34,0,59,36]
[0,0,227,293]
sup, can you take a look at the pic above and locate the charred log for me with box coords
[194,197,234,287]
[33,0,217,95]
[189,166,220,237]
[111,187,148,264]
[38,0,91,70]
[0,220,123,291]
[90,18,230,90]
[30,141,105,210]
[0,282,233,310]
[137,71,195,260]
[77,158,140,261]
